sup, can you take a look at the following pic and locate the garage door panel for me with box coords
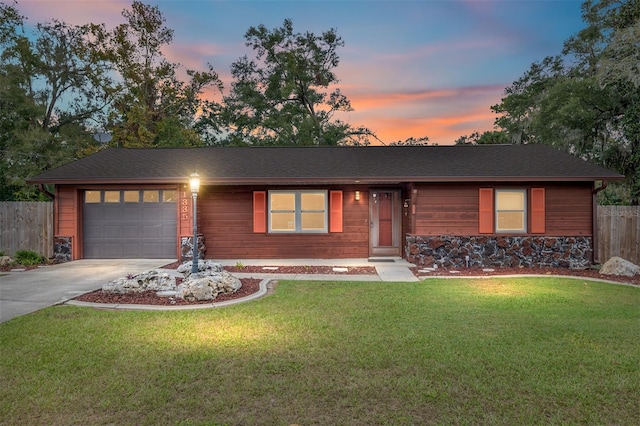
[83,189,176,259]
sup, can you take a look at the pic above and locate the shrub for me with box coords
[14,250,45,266]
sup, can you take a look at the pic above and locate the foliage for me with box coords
[13,249,44,266]
[455,130,510,145]
[0,3,108,200]
[0,278,637,424]
[221,19,376,146]
[491,0,640,204]
[387,136,432,146]
[89,1,224,148]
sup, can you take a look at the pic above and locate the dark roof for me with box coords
[28,145,624,185]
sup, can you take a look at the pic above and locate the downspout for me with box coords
[38,184,54,200]
[592,181,608,264]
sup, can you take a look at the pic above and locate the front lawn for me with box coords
[1,277,638,425]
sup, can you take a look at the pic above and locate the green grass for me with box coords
[1,277,638,425]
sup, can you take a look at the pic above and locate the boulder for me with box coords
[103,270,177,294]
[599,257,640,277]
[176,270,242,301]
[0,256,13,267]
[177,259,223,277]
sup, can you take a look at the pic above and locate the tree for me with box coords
[490,0,639,204]
[0,3,110,200]
[221,19,375,146]
[92,1,223,148]
[455,130,509,145]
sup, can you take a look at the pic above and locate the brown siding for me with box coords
[197,187,369,259]
[56,186,80,259]
[414,183,479,235]
[412,182,593,237]
[545,184,592,235]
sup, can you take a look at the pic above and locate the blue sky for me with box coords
[16,0,586,144]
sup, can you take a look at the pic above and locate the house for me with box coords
[28,144,624,268]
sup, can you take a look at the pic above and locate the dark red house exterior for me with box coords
[28,145,624,268]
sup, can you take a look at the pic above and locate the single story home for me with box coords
[28,144,624,268]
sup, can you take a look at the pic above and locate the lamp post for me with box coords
[189,172,200,274]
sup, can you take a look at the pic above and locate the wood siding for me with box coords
[56,186,80,259]
[412,182,593,237]
[194,187,369,259]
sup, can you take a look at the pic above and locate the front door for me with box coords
[369,189,402,256]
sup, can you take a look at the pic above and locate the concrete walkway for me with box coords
[215,257,419,282]
[0,259,173,323]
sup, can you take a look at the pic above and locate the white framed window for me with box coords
[495,189,526,232]
[269,190,328,233]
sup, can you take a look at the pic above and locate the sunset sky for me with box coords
[15,0,586,145]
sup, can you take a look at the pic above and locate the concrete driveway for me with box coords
[0,259,173,324]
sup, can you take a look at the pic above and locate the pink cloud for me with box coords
[17,0,128,27]
[335,85,505,145]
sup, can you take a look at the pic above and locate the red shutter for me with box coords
[329,190,343,233]
[531,188,546,233]
[253,191,266,233]
[479,188,494,234]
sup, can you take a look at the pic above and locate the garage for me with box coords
[83,189,177,258]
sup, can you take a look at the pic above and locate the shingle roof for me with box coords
[28,144,624,185]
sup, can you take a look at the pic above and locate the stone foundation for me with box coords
[53,236,72,263]
[181,234,206,261]
[406,235,593,269]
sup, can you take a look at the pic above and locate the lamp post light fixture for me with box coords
[189,172,200,274]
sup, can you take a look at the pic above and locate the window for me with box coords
[104,191,121,203]
[124,191,140,203]
[162,190,177,202]
[495,190,526,232]
[143,190,159,203]
[85,191,100,203]
[268,190,328,233]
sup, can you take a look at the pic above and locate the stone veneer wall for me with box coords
[181,234,206,261]
[406,235,593,269]
[53,236,72,263]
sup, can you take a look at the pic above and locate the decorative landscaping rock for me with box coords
[175,271,242,301]
[53,236,72,263]
[406,235,593,269]
[177,259,223,277]
[0,256,13,267]
[103,270,177,294]
[599,257,640,277]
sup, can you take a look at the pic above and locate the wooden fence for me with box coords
[597,205,640,265]
[0,202,53,258]
[0,202,638,265]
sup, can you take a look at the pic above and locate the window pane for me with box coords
[301,212,325,230]
[85,191,100,203]
[162,190,177,202]
[124,191,140,202]
[301,193,325,211]
[497,212,524,231]
[271,193,295,210]
[143,190,159,202]
[104,191,120,203]
[271,212,295,231]
[497,192,524,210]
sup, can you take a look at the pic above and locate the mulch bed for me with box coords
[412,266,640,286]
[223,265,377,275]
[75,278,263,306]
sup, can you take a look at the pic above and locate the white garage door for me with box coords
[83,189,177,259]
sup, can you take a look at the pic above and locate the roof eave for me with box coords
[27,174,625,186]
